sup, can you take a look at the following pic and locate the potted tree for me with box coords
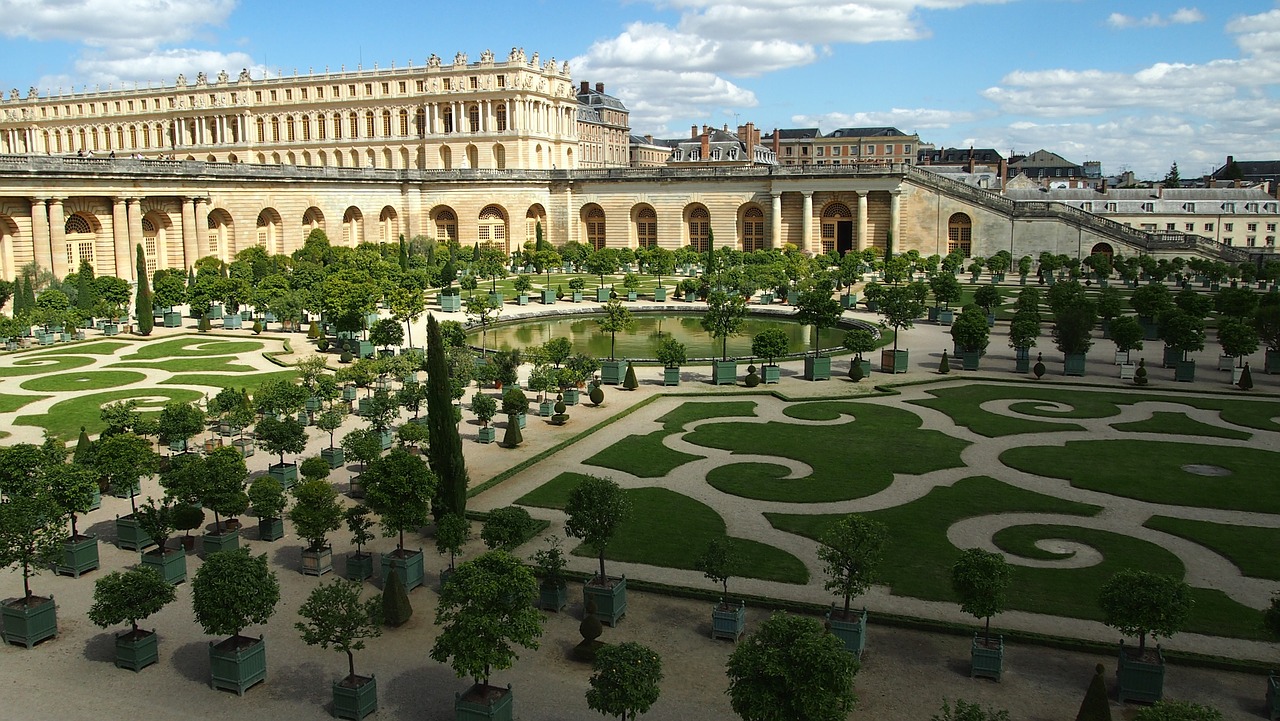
[586,642,663,721]
[702,290,748,385]
[513,274,533,306]
[200,447,249,556]
[597,299,634,385]
[696,538,745,642]
[472,392,498,444]
[248,476,287,542]
[1110,315,1144,370]
[289,479,344,576]
[973,284,1002,327]
[751,328,789,385]
[136,498,187,585]
[341,428,382,498]
[565,475,632,627]
[481,506,535,553]
[818,514,887,658]
[1218,317,1259,385]
[950,304,990,371]
[256,414,308,487]
[1255,302,1280,374]
[0,469,63,647]
[435,512,471,589]
[317,408,348,468]
[568,276,586,303]
[191,548,281,696]
[1159,309,1205,382]
[295,579,383,720]
[1099,569,1193,704]
[47,461,100,578]
[87,566,177,671]
[344,505,377,582]
[622,272,641,302]
[157,400,204,454]
[950,548,1012,681]
[726,613,858,721]
[648,247,675,301]
[1052,290,1097,377]
[531,536,569,612]
[364,448,436,592]
[94,432,159,552]
[1008,310,1040,374]
[501,387,528,432]
[843,327,876,381]
[647,335,684,387]
[929,272,962,325]
[429,550,543,721]
[877,282,927,373]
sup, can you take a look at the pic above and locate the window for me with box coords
[443,78,452,91]
[435,210,457,242]
[865,145,875,155]
[271,117,279,142]
[1248,223,1258,232]
[317,86,324,98]
[904,144,912,154]
[1225,223,1234,231]
[743,207,765,252]
[286,116,295,142]
[417,80,424,92]
[1223,203,1236,212]
[254,92,262,102]
[1183,202,1196,212]
[711,148,721,161]
[1248,236,1258,246]
[1141,203,1154,212]
[496,75,505,88]
[636,207,657,248]
[366,111,375,138]
[442,107,453,133]
[381,83,389,94]
[688,207,710,252]
[586,207,606,250]
[1166,223,1176,231]
[495,104,507,132]
[399,110,409,136]
[256,117,265,143]
[1105,202,1117,212]
[816,147,825,157]
[301,88,308,100]
[947,213,972,255]
[468,105,479,133]
[350,112,359,138]
[398,81,406,93]
[1185,223,1194,232]
[477,206,507,249]
[785,147,793,156]
[285,89,292,100]
[332,113,341,139]
[1268,223,1277,232]
[884,144,893,154]
[1247,202,1260,212]
[383,111,392,137]
[1204,223,1214,232]
[269,90,277,101]
[348,84,356,96]
[470,76,478,89]
[364,83,372,95]
[831,146,840,157]
[301,115,311,141]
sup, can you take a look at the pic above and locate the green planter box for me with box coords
[572,291,583,303]
[2,595,57,648]
[440,294,462,312]
[103,324,119,336]
[209,635,266,696]
[1015,348,1030,373]
[538,400,554,416]
[1267,674,1280,721]
[541,289,556,305]
[356,397,371,417]
[759,292,774,305]
[711,600,746,642]
[842,294,858,309]
[488,292,505,308]
[221,313,242,329]
[662,367,681,386]
[202,528,241,557]
[1267,349,1280,374]
[55,534,99,578]
[334,675,378,720]
[961,350,981,371]
[478,426,496,444]
[233,439,254,458]
[712,360,737,385]
[515,413,527,429]
[163,312,182,328]
[141,547,187,585]
[971,634,1003,681]
[342,385,358,402]
[516,294,529,306]
[626,291,637,302]
[379,430,394,450]
[1117,643,1164,704]
[583,576,627,627]
[938,309,954,326]
[600,359,626,385]
[761,364,781,384]
[826,607,867,659]
[302,544,334,577]
[115,514,155,552]
[537,581,568,612]
[268,462,298,489]
[322,447,346,469]
[381,548,424,591]
[853,359,872,379]
[257,517,284,542]
[595,287,610,302]
[115,629,159,671]
[355,341,374,359]
[804,355,831,381]
[1175,360,1196,382]
[1162,345,1181,368]
[1063,353,1086,377]
[345,552,375,581]
[654,287,667,302]
[880,349,909,374]
[563,388,580,406]
[455,683,514,721]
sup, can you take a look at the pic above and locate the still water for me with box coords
[470,313,828,360]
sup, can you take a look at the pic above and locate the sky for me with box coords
[1,0,1278,180]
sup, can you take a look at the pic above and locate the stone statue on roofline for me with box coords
[217,70,229,84]
[238,68,251,82]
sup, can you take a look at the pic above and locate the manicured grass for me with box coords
[0,355,94,377]
[1111,411,1251,440]
[1144,516,1280,581]
[0,393,47,412]
[109,356,256,373]
[120,337,264,359]
[585,431,701,478]
[657,400,757,432]
[19,370,147,392]
[515,471,587,509]
[161,370,298,394]
[34,341,132,355]
[691,401,968,502]
[1000,440,1280,513]
[15,387,204,440]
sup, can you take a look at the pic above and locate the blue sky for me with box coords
[2,0,1278,179]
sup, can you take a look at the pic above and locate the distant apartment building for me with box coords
[664,123,775,166]
[763,126,919,167]
[575,81,630,168]
[916,146,1007,189]
[1005,149,1101,189]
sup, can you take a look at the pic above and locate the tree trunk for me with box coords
[598,551,606,583]
[347,649,355,678]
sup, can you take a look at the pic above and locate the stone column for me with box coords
[181,197,198,268]
[889,191,901,254]
[801,192,813,254]
[48,198,67,278]
[112,197,130,279]
[125,198,142,281]
[770,193,782,249]
[29,198,51,274]
[856,191,868,251]
[194,197,209,258]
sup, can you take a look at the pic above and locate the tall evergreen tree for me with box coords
[76,259,97,313]
[12,275,26,316]
[135,244,153,335]
[425,314,468,520]
[1163,162,1181,189]
[21,272,35,312]
[398,234,408,271]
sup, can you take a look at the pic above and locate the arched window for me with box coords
[525,205,546,246]
[256,209,281,255]
[743,206,765,252]
[399,109,409,136]
[342,206,363,245]
[65,212,97,271]
[468,105,480,133]
[332,113,342,139]
[271,116,280,142]
[383,110,392,138]
[820,203,851,255]
[285,116,295,142]
[636,207,657,248]
[496,104,507,132]
[301,115,311,141]
[379,206,399,244]
[349,112,359,138]
[586,206,606,250]
[948,213,972,256]
[442,107,454,134]
[478,206,508,251]
[1090,242,1114,257]
[366,111,375,138]
[302,207,325,232]
[256,118,266,143]
[414,108,426,137]
[64,214,92,235]
[688,206,710,252]
[435,209,457,242]
[207,209,233,259]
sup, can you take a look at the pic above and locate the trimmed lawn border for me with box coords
[108,357,257,373]
[19,370,147,392]
[1145,516,1280,582]
[120,337,265,360]
[33,341,133,356]
[0,355,94,377]
[161,370,299,394]
[15,387,205,440]
[1110,411,1251,440]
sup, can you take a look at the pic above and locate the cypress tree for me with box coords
[398,234,408,272]
[425,314,469,520]
[135,244,153,335]
[76,259,97,313]
[186,267,195,288]
[73,427,92,463]
[382,567,413,627]
[12,276,25,316]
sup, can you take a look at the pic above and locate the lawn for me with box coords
[0,393,48,412]
[108,356,257,373]
[20,370,147,392]
[1144,516,1280,582]
[656,400,758,432]
[584,431,701,478]
[515,473,808,584]
[34,341,133,355]
[120,337,264,360]
[0,355,94,377]
[15,387,204,440]
[691,401,968,502]
[1000,440,1280,513]
[1110,411,1251,441]
[161,370,298,394]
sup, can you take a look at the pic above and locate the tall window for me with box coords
[636,207,657,248]
[478,206,508,251]
[365,111,375,138]
[948,213,972,256]
[349,112,359,138]
[271,117,280,142]
[743,206,765,252]
[301,115,311,141]
[435,209,457,242]
[332,114,342,139]
[442,107,454,134]
[586,207,606,250]
[256,118,265,143]
[820,203,851,254]
[688,206,710,252]
[399,109,409,136]
[286,116,295,142]
[468,105,480,133]
[142,218,158,276]
[496,104,507,132]
[383,111,392,137]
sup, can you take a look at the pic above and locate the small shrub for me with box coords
[849,362,865,382]
[481,506,536,551]
[622,363,638,390]
[932,698,1010,721]
[252,320,263,335]
[1135,357,1148,385]
[589,385,604,406]
[299,455,331,483]
[501,419,523,448]
[307,321,320,339]
[340,350,353,364]
[382,567,412,627]
[939,350,950,374]
[317,337,329,352]
[1075,663,1112,721]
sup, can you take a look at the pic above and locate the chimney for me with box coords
[772,128,780,156]
[644,134,653,145]
[691,125,698,139]
[701,129,710,161]
[999,159,1008,193]
[1100,177,1108,192]
[580,81,589,94]
[595,82,604,93]
[967,157,975,174]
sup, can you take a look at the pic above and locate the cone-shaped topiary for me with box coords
[198,314,211,332]
[502,415,523,448]
[307,321,320,339]
[74,426,92,464]
[939,350,950,374]
[1075,663,1112,721]
[382,566,413,627]
[622,362,638,390]
[1033,352,1046,379]
[1239,361,1253,390]
[252,320,263,335]
[589,384,604,406]
[1135,357,1148,386]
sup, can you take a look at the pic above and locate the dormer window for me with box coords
[1182,202,1196,212]
[711,148,721,161]
[1141,202,1154,212]
[1223,202,1236,212]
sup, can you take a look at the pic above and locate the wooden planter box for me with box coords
[478,426,496,444]
[163,312,182,328]
[455,683,514,721]
[489,292,505,308]
[538,400,554,416]
[595,287,610,302]
[804,355,831,381]
[115,629,158,672]
[440,294,462,312]
[537,581,568,612]
[600,359,626,385]
[961,350,981,371]
[572,291,583,303]
[2,595,57,648]
[322,446,345,469]
[583,576,627,627]
[1063,353,1086,377]
[333,674,378,720]
[654,287,668,302]
[541,289,556,305]
[257,517,284,542]
[1162,345,1181,369]
[141,547,187,585]
[938,309,955,326]
[232,438,254,458]
[115,514,155,551]
[712,360,737,385]
[1117,643,1164,704]
[1266,673,1280,720]
[345,552,375,581]
[55,534,99,577]
[711,600,746,642]
[268,462,297,489]
[1175,360,1196,383]
[970,634,1003,681]
[222,315,242,329]
[1267,349,1280,374]
[301,544,334,577]
[880,349,909,374]
[379,430,394,449]
[826,607,867,659]
[202,528,240,557]
[563,388,580,406]
[381,548,424,591]
[209,635,266,696]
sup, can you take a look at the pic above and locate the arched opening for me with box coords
[0,214,17,281]
[256,208,282,255]
[1090,242,1114,257]
[440,145,452,170]
[141,212,172,275]
[64,212,99,275]
[634,206,657,248]
[342,206,364,246]
[493,144,506,170]
[742,206,767,252]
[686,205,710,252]
[433,208,457,243]
[207,208,234,261]
[948,213,973,256]
[583,205,606,250]
[820,202,853,255]
[379,206,399,244]
[478,205,509,253]
[465,144,478,170]
[303,206,325,234]
[525,205,546,247]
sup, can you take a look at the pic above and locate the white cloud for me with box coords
[0,0,237,48]
[1107,7,1204,29]
[70,49,263,88]
[792,107,982,130]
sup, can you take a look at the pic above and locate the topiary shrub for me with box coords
[198,315,211,332]
[173,503,205,549]
[481,506,536,551]
[317,337,329,352]
[382,565,413,627]
[252,320,263,335]
[575,595,605,662]
[744,364,760,387]
[849,362,864,382]
[622,362,638,390]
[939,350,950,374]
[340,350,353,364]
[1033,352,1046,379]
[1239,361,1253,390]
[307,321,321,339]
[299,455,331,483]
[501,417,523,448]
[589,384,604,406]
[1075,663,1111,721]
[1134,357,1148,386]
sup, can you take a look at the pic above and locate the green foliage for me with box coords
[695,537,739,597]
[471,391,498,426]
[531,536,568,586]
[1108,315,1144,353]
[587,642,664,720]
[623,362,639,390]
[173,503,205,535]
[939,351,951,374]
[972,284,1002,314]
[254,415,308,465]
[429,550,543,686]
[950,548,1011,638]
[589,384,605,406]
[596,298,635,360]
[565,475,633,581]
[426,316,469,521]
[878,282,927,352]
[191,548,280,637]
[135,497,175,550]
[950,304,990,353]
[1075,663,1112,721]
[135,245,153,335]
[702,290,749,360]
[200,446,250,525]
[1053,296,1098,356]
[382,565,413,626]
[1218,316,1259,360]
[435,512,471,570]
[752,328,790,364]
[288,479,343,550]
[345,505,376,554]
[725,612,858,721]
[364,447,437,550]
[1099,569,1193,654]
[929,272,962,308]
[156,400,205,448]
[818,514,888,615]
[88,566,176,633]
[842,329,876,360]
[248,476,286,520]
[932,699,1010,721]
[655,336,687,368]
[1133,701,1223,721]
[44,461,97,536]
[481,506,535,552]
[0,476,66,597]
[295,578,383,677]
[299,455,332,483]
